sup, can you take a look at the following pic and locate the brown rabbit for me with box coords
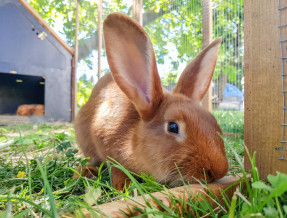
[17,104,45,116]
[74,13,228,190]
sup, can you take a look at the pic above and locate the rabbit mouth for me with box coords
[165,175,216,187]
[159,168,217,186]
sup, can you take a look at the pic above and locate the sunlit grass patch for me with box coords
[0,121,286,217]
[213,110,244,134]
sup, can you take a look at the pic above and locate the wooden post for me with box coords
[97,0,102,80]
[72,0,80,120]
[71,175,241,217]
[133,0,143,26]
[201,0,213,112]
[244,0,287,177]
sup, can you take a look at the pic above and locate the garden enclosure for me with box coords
[0,1,287,216]
[7,0,244,134]
[3,0,287,178]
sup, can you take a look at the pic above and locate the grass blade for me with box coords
[0,196,52,216]
[36,159,59,218]
[17,126,32,197]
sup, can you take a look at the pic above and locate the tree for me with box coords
[28,0,175,61]
[77,74,94,108]
[28,0,243,89]
[161,71,178,89]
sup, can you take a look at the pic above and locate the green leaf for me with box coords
[61,140,71,150]
[260,182,287,209]
[84,186,102,206]
[283,205,287,215]
[38,142,45,149]
[271,182,287,197]
[268,172,287,188]
[227,70,236,82]
[0,188,8,195]
[56,145,63,152]
[80,158,90,167]
[263,205,278,218]
[55,132,67,141]
[65,149,77,157]
[252,181,273,192]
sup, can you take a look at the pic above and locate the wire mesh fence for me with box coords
[277,0,287,160]
[73,0,244,135]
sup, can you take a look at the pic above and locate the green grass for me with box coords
[213,110,244,134]
[0,114,286,217]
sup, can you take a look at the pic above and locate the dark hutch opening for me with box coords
[0,72,45,115]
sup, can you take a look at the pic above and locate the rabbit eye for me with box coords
[168,122,179,134]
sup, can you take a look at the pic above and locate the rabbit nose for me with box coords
[208,157,229,180]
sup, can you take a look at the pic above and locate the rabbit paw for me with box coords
[73,165,99,179]
[111,167,130,191]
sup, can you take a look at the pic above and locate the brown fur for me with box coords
[16,104,45,116]
[74,13,228,190]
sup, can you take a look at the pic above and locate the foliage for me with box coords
[28,0,128,45]
[250,173,287,217]
[213,0,244,84]
[77,74,94,108]
[28,0,129,68]
[144,0,203,65]
[227,147,287,218]
[161,71,178,88]
[27,0,243,87]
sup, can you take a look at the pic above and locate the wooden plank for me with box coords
[71,0,80,121]
[201,0,213,112]
[64,175,241,217]
[244,0,287,178]
[71,57,76,122]
[98,0,103,80]
[0,115,31,125]
[133,0,143,26]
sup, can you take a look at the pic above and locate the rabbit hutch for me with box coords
[0,0,75,125]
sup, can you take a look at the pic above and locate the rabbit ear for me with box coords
[173,38,221,103]
[103,13,163,120]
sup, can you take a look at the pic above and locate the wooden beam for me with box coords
[64,175,241,217]
[133,0,143,26]
[98,0,102,80]
[0,115,31,125]
[244,0,287,177]
[71,0,80,121]
[71,57,76,122]
[201,0,213,112]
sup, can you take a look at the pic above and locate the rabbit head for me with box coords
[103,13,228,185]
